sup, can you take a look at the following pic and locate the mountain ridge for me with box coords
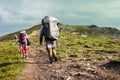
[0,24,120,41]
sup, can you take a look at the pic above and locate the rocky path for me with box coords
[15,45,120,80]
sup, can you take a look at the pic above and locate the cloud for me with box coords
[0,0,120,28]
[0,0,52,25]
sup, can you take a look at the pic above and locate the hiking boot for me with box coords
[49,60,53,64]
[26,57,29,59]
[54,57,58,61]
[25,55,29,59]
[49,57,53,64]
[22,54,25,59]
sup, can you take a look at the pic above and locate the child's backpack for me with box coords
[19,33,26,44]
[27,38,31,45]
[42,16,59,41]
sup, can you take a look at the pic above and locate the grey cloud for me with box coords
[0,0,120,28]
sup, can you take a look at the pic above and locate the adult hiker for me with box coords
[40,16,59,63]
[16,30,29,59]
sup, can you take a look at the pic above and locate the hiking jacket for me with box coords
[39,26,47,44]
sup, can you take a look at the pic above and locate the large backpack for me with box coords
[19,33,26,44]
[42,16,59,40]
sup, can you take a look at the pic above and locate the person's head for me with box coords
[20,30,26,34]
[41,19,47,27]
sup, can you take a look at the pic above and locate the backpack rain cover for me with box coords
[42,16,59,40]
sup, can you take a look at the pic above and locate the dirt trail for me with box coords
[15,45,120,80]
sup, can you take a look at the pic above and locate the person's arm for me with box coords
[39,27,44,45]
[40,36,43,45]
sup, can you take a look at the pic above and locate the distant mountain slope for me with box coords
[0,24,120,41]
[0,24,41,41]
[58,24,120,39]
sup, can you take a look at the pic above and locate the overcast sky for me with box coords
[0,0,120,29]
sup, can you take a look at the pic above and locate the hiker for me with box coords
[40,16,59,63]
[16,30,30,59]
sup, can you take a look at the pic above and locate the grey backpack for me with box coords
[42,16,59,40]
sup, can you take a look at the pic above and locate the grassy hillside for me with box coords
[0,40,24,80]
[0,24,120,79]
[58,24,120,39]
[1,24,120,41]
[57,31,120,60]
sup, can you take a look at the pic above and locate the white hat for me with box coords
[20,30,26,34]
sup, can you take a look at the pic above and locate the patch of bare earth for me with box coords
[15,45,120,80]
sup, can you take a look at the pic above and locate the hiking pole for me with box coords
[14,34,22,58]
[15,34,18,42]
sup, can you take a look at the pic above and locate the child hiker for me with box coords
[15,30,29,59]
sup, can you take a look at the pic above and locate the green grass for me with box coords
[56,31,120,61]
[0,40,24,80]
